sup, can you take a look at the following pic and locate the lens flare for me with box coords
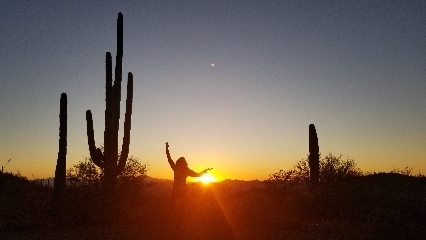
[199,173,217,184]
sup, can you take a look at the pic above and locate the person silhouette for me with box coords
[165,142,212,200]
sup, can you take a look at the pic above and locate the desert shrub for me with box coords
[118,156,148,184]
[66,156,148,187]
[264,169,302,193]
[0,172,51,231]
[66,158,101,187]
[266,153,363,191]
[319,153,363,182]
[391,166,413,176]
[64,156,149,224]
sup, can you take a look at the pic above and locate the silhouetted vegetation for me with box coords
[66,155,148,187]
[60,155,149,225]
[264,154,426,239]
[2,165,426,239]
[85,12,134,186]
[54,92,67,219]
[308,124,319,188]
[265,153,363,190]
[0,172,51,232]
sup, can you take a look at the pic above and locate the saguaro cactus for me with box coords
[54,92,67,215]
[86,12,133,185]
[309,124,319,187]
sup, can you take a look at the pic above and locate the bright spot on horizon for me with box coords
[199,173,217,184]
[210,63,215,67]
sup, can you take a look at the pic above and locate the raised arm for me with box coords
[165,142,175,170]
[187,168,213,177]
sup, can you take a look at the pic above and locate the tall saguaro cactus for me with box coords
[54,92,67,216]
[309,124,319,187]
[86,12,134,185]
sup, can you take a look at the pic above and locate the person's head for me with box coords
[176,157,188,168]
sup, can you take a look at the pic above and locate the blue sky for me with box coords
[0,1,425,180]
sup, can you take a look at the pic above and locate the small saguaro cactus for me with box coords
[309,124,319,187]
[54,92,67,216]
[86,12,134,186]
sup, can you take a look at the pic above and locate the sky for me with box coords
[0,0,425,181]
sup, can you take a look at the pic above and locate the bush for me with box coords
[66,158,101,187]
[64,156,149,224]
[118,156,148,184]
[66,156,148,187]
[319,153,363,182]
[0,172,50,231]
[266,153,363,191]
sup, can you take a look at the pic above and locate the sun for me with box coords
[199,173,217,184]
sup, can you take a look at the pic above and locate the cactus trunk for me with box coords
[54,92,67,216]
[86,12,133,186]
[309,124,319,188]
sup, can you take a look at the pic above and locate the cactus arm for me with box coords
[86,110,105,168]
[113,12,123,116]
[104,52,113,149]
[114,12,123,97]
[104,50,116,171]
[117,72,133,175]
[106,11,123,173]
[106,52,113,93]
[117,12,123,58]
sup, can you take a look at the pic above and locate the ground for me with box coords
[1,173,426,239]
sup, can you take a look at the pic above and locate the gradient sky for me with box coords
[1,0,425,181]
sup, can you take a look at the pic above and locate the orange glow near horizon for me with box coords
[198,173,217,184]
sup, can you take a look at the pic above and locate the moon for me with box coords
[211,63,215,67]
